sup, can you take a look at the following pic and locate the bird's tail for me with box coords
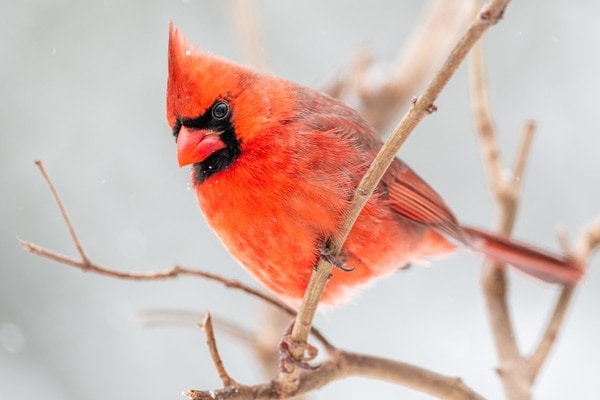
[461,225,584,284]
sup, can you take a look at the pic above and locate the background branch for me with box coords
[327,0,475,131]
[468,8,600,399]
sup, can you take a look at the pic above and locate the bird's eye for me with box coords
[212,101,230,120]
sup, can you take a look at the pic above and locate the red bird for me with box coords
[166,25,583,306]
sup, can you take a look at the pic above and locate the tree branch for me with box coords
[528,217,600,380]
[200,313,238,387]
[326,0,476,132]
[188,349,486,400]
[33,160,90,265]
[468,4,599,399]
[285,0,512,390]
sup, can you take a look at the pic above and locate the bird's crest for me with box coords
[167,23,255,129]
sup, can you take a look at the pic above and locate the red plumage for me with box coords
[166,24,583,306]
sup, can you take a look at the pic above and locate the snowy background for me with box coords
[2,1,599,399]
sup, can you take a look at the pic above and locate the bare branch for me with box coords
[527,285,574,381]
[286,1,513,389]
[511,121,535,186]
[573,216,600,263]
[33,160,90,265]
[528,217,600,380]
[327,0,476,132]
[468,39,502,192]
[188,349,486,400]
[19,237,283,307]
[137,310,255,344]
[466,3,598,399]
[200,313,238,387]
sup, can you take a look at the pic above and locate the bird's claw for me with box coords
[319,242,354,272]
[278,322,320,372]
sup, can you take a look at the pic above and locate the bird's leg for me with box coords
[319,241,354,272]
[278,320,319,372]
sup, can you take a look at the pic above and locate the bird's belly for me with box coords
[195,174,454,307]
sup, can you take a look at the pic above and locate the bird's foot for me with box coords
[319,242,353,272]
[278,322,319,372]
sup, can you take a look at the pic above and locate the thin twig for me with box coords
[137,309,256,344]
[527,285,574,381]
[468,7,530,399]
[200,313,237,387]
[573,216,600,262]
[468,40,502,191]
[34,160,90,265]
[511,121,535,184]
[286,0,512,387]
[19,238,332,350]
[528,217,600,380]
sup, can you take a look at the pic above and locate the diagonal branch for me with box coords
[285,0,513,389]
[33,160,91,265]
[528,217,600,380]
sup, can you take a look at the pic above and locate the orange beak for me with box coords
[176,126,226,167]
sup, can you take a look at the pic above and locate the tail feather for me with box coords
[461,225,585,284]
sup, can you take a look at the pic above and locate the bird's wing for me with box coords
[383,159,466,242]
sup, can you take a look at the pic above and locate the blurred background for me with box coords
[1,1,599,399]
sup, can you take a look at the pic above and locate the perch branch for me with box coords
[188,349,486,400]
[285,0,512,389]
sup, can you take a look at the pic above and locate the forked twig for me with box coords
[468,7,600,399]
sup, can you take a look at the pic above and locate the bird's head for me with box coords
[167,23,280,183]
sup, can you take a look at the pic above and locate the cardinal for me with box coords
[166,24,583,307]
